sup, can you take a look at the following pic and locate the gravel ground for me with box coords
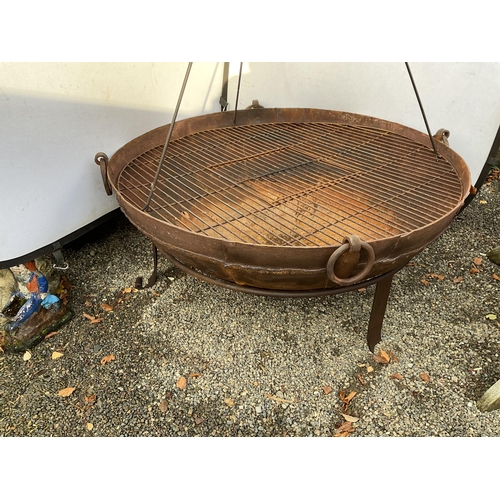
[1,177,499,438]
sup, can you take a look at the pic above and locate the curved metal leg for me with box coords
[367,271,395,352]
[135,243,158,289]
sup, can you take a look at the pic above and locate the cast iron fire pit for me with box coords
[95,66,472,351]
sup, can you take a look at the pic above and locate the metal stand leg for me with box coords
[367,271,395,352]
[135,243,158,289]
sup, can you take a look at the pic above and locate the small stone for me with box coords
[255,405,262,414]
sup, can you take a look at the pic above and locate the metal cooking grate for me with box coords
[117,122,464,247]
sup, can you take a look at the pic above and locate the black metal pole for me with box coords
[143,62,193,211]
[233,62,243,124]
[405,62,439,159]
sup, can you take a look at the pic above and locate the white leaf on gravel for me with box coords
[23,351,31,361]
[342,413,359,422]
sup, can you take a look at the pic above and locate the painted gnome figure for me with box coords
[1,261,60,332]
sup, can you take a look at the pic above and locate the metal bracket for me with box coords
[245,99,265,110]
[52,242,69,270]
[219,96,229,111]
[220,62,230,112]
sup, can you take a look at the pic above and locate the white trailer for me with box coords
[1,62,499,268]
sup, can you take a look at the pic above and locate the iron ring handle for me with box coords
[94,152,112,196]
[326,236,375,286]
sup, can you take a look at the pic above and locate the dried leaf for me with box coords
[421,279,430,285]
[85,394,97,405]
[337,421,354,432]
[366,365,374,373]
[342,413,359,423]
[334,421,355,436]
[176,376,187,390]
[420,373,431,383]
[387,349,399,362]
[101,303,113,312]
[224,398,235,407]
[195,417,204,425]
[159,399,168,412]
[23,351,31,361]
[374,350,391,364]
[479,199,488,204]
[123,287,133,293]
[426,273,445,280]
[473,257,483,266]
[100,354,115,365]
[189,373,201,378]
[58,387,76,397]
[340,391,357,404]
[51,351,64,360]
[323,385,333,395]
[86,423,94,431]
[453,276,464,283]
[389,373,403,380]
[85,300,92,307]
[486,314,497,321]
[492,274,500,282]
[265,394,295,404]
[357,373,366,385]
[44,331,58,340]
[84,313,103,324]
[470,267,480,274]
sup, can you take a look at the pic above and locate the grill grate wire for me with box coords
[118,122,463,246]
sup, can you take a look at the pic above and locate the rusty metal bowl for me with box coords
[102,108,471,292]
